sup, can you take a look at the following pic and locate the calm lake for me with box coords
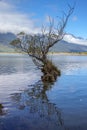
[0,54,87,130]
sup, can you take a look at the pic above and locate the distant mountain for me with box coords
[0,32,16,53]
[63,34,87,46]
[0,32,16,45]
[51,40,87,52]
[0,32,87,53]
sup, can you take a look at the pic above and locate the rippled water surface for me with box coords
[0,54,87,130]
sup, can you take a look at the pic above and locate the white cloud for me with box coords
[0,1,40,34]
[63,34,87,46]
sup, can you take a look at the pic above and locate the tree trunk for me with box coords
[41,59,61,83]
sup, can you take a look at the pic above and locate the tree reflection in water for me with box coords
[11,80,65,130]
[0,104,6,116]
[0,104,4,115]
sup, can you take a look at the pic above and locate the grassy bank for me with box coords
[48,52,87,56]
[0,52,87,56]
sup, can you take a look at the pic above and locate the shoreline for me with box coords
[48,52,87,56]
[0,52,87,56]
[0,52,25,56]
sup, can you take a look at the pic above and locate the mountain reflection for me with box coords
[11,80,65,130]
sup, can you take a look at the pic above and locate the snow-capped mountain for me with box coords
[63,34,87,46]
[50,34,87,52]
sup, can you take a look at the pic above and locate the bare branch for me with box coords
[10,5,74,69]
[44,5,74,54]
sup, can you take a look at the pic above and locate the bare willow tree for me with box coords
[11,5,74,82]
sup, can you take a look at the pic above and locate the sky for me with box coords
[0,0,87,39]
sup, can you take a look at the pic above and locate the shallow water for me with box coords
[0,54,87,130]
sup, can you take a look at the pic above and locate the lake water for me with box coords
[0,54,87,130]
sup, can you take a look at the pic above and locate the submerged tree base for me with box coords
[41,60,61,83]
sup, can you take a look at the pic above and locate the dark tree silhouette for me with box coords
[11,5,74,82]
[0,103,5,115]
